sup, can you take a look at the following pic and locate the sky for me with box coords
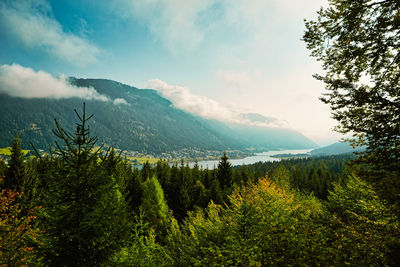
[0,0,342,146]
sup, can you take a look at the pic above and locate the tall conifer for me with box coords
[217,153,233,189]
[4,134,27,191]
[40,104,130,265]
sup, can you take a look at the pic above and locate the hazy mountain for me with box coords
[310,141,365,156]
[0,78,317,153]
[202,118,317,151]
[226,123,317,150]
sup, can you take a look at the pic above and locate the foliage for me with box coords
[326,175,400,265]
[112,213,173,266]
[0,147,30,156]
[166,173,400,265]
[0,186,41,266]
[303,0,400,198]
[270,164,290,188]
[167,177,331,266]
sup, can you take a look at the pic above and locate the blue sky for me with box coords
[0,0,341,145]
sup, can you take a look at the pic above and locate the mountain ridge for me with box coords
[0,78,317,153]
[310,141,365,156]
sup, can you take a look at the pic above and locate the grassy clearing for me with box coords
[125,156,159,164]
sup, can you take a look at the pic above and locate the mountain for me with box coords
[202,119,317,151]
[226,123,317,150]
[310,141,365,156]
[0,78,316,153]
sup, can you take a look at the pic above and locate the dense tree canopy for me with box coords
[303,0,400,174]
[2,102,399,265]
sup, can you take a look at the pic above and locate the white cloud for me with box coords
[113,98,129,105]
[146,78,287,128]
[0,0,101,66]
[117,0,326,53]
[118,0,215,53]
[147,79,238,122]
[0,64,127,105]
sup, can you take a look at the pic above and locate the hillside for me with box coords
[310,141,365,156]
[0,78,316,153]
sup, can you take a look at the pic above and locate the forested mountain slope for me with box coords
[0,78,316,152]
[310,141,365,156]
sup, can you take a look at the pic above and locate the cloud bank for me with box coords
[118,0,214,53]
[0,64,127,105]
[146,79,287,128]
[116,0,325,53]
[0,0,100,66]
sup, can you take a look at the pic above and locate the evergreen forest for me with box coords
[1,103,399,266]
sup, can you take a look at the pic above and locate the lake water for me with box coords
[189,149,312,169]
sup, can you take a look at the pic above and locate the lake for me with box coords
[189,149,312,169]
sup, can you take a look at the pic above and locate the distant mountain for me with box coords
[227,123,317,150]
[202,119,317,151]
[310,141,365,156]
[0,78,317,153]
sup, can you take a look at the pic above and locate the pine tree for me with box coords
[216,153,233,189]
[4,134,27,191]
[3,134,41,213]
[40,104,130,265]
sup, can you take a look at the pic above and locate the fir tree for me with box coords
[216,153,233,189]
[4,134,27,191]
[40,104,130,266]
